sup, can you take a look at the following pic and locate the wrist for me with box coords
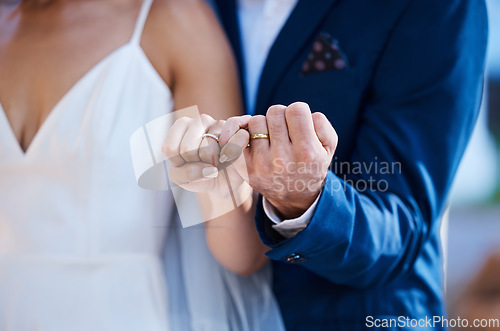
[268,191,320,219]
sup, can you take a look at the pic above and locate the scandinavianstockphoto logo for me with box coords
[270,157,402,194]
[328,156,402,193]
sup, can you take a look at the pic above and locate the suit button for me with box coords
[284,253,306,264]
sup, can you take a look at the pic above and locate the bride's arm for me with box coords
[157,0,268,276]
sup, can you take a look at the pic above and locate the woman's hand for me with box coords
[162,114,252,194]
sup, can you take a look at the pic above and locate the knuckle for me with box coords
[162,138,177,158]
[301,150,316,163]
[200,114,215,128]
[286,102,311,117]
[312,111,327,121]
[270,152,286,169]
[178,145,189,155]
[210,120,225,135]
[175,117,191,126]
[199,147,217,162]
[198,148,210,161]
[287,101,310,112]
[200,114,212,122]
[248,115,266,127]
[226,117,238,126]
[311,112,331,131]
[225,116,243,131]
[162,144,177,159]
[294,144,317,162]
[296,140,315,151]
[274,149,288,160]
[266,105,286,118]
[179,146,197,159]
[221,119,235,130]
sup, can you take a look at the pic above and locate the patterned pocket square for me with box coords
[301,32,349,74]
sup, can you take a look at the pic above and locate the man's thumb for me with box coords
[312,112,338,156]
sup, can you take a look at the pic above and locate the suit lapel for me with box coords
[213,0,247,111]
[255,0,338,115]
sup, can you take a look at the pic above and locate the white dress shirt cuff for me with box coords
[262,193,321,239]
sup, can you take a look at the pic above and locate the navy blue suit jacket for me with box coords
[215,0,487,329]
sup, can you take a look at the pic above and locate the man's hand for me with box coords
[162,103,338,220]
[242,102,338,219]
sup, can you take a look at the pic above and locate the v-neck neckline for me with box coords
[0,43,132,157]
[0,0,155,158]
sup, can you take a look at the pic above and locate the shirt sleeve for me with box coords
[262,193,321,238]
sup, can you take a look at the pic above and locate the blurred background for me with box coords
[446,0,500,327]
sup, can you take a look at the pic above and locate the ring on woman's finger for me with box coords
[202,133,220,142]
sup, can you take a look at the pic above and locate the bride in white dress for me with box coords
[0,0,283,330]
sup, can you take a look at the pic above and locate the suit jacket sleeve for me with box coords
[255,0,488,288]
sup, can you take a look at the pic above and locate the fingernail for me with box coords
[219,144,242,164]
[202,166,218,178]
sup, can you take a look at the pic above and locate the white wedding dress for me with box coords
[0,1,284,330]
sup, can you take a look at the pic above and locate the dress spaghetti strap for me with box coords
[130,0,154,45]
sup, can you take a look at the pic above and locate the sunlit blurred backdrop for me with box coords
[446,0,500,327]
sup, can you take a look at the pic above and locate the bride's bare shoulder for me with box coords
[147,0,223,38]
[143,0,235,85]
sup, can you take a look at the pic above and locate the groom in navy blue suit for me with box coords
[214,0,487,329]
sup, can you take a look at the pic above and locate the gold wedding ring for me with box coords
[202,133,219,142]
[250,133,270,140]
